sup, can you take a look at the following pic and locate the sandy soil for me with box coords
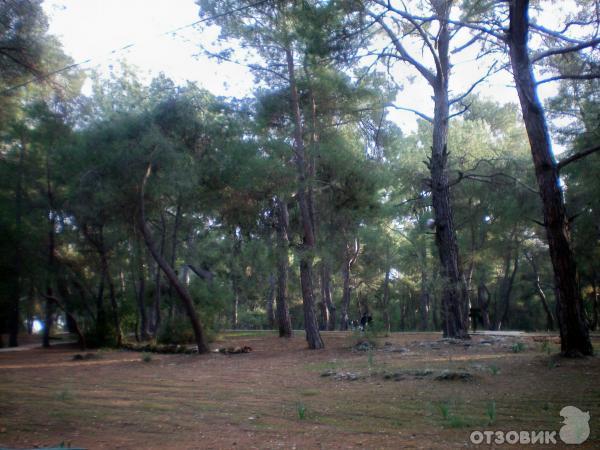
[0,331,598,449]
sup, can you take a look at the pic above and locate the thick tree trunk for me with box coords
[274,199,292,338]
[429,3,468,339]
[508,0,592,355]
[139,165,209,354]
[590,278,598,331]
[285,46,323,349]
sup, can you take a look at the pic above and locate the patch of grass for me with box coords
[367,350,374,369]
[300,389,319,397]
[486,400,496,425]
[141,352,152,363]
[489,364,500,375]
[511,342,525,353]
[447,415,470,428]
[539,340,552,354]
[55,388,74,401]
[296,402,307,420]
[436,402,450,420]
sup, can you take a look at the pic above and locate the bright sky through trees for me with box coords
[43,0,570,137]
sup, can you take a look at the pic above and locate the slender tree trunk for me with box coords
[590,278,598,331]
[339,239,359,331]
[230,228,242,329]
[43,149,56,349]
[285,46,323,349]
[266,273,276,329]
[528,253,555,330]
[9,137,27,347]
[134,233,150,341]
[382,267,391,333]
[275,199,292,338]
[498,247,519,330]
[152,212,166,336]
[477,283,491,330]
[419,269,430,331]
[138,165,209,353]
[508,0,592,355]
[167,198,182,310]
[321,264,336,331]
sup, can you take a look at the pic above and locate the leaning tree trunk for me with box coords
[138,165,209,354]
[285,46,323,349]
[43,149,56,349]
[508,0,592,355]
[275,198,292,338]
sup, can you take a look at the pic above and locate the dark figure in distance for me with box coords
[469,307,482,332]
[360,313,372,331]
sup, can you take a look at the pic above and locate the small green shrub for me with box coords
[486,400,496,425]
[296,402,307,420]
[141,352,152,363]
[157,317,196,345]
[511,342,525,353]
[55,388,74,401]
[437,402,450,420]
[489,365,500,375]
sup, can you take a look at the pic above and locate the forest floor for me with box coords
[0,331,599,449]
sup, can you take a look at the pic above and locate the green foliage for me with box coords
[296,402,307,420]
[489,365,500,376]
[511,342,525,353]
[157,318,196,346]
[141,352,152,363]
[486,400,497,425]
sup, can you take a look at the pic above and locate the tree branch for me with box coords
[531,37,600,63]
[536,73,600,85]
[557,145,600,171]
[386,103,433,122]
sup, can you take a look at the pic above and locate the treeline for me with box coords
[0,0,598,355]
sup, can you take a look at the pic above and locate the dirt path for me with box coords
[0,332,598,449]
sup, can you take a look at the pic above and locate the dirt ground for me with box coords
[0,331,599,449]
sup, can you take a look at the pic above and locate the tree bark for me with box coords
[429,1,468,339]
[43,147,56,349]
[134,232,150,341]
[508,0,592,355]
[138,165,209,353]
[266,273,276,329]
[9,136,27,347]
[339,239,359,331]
[321,263,336,331]
[382,267,392,333]
[285,45,323,349]
[274,198,292,338]
[498,245,519,330]
[477,283,492,330]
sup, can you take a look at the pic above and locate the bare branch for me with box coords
[386,103,433,122]
[557,145,600,171]
[531,37,600,63]
[449,60,501,106]
[369,11,436,85]
[536,73,600,85]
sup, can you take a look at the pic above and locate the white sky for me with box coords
[43,0,568,137]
